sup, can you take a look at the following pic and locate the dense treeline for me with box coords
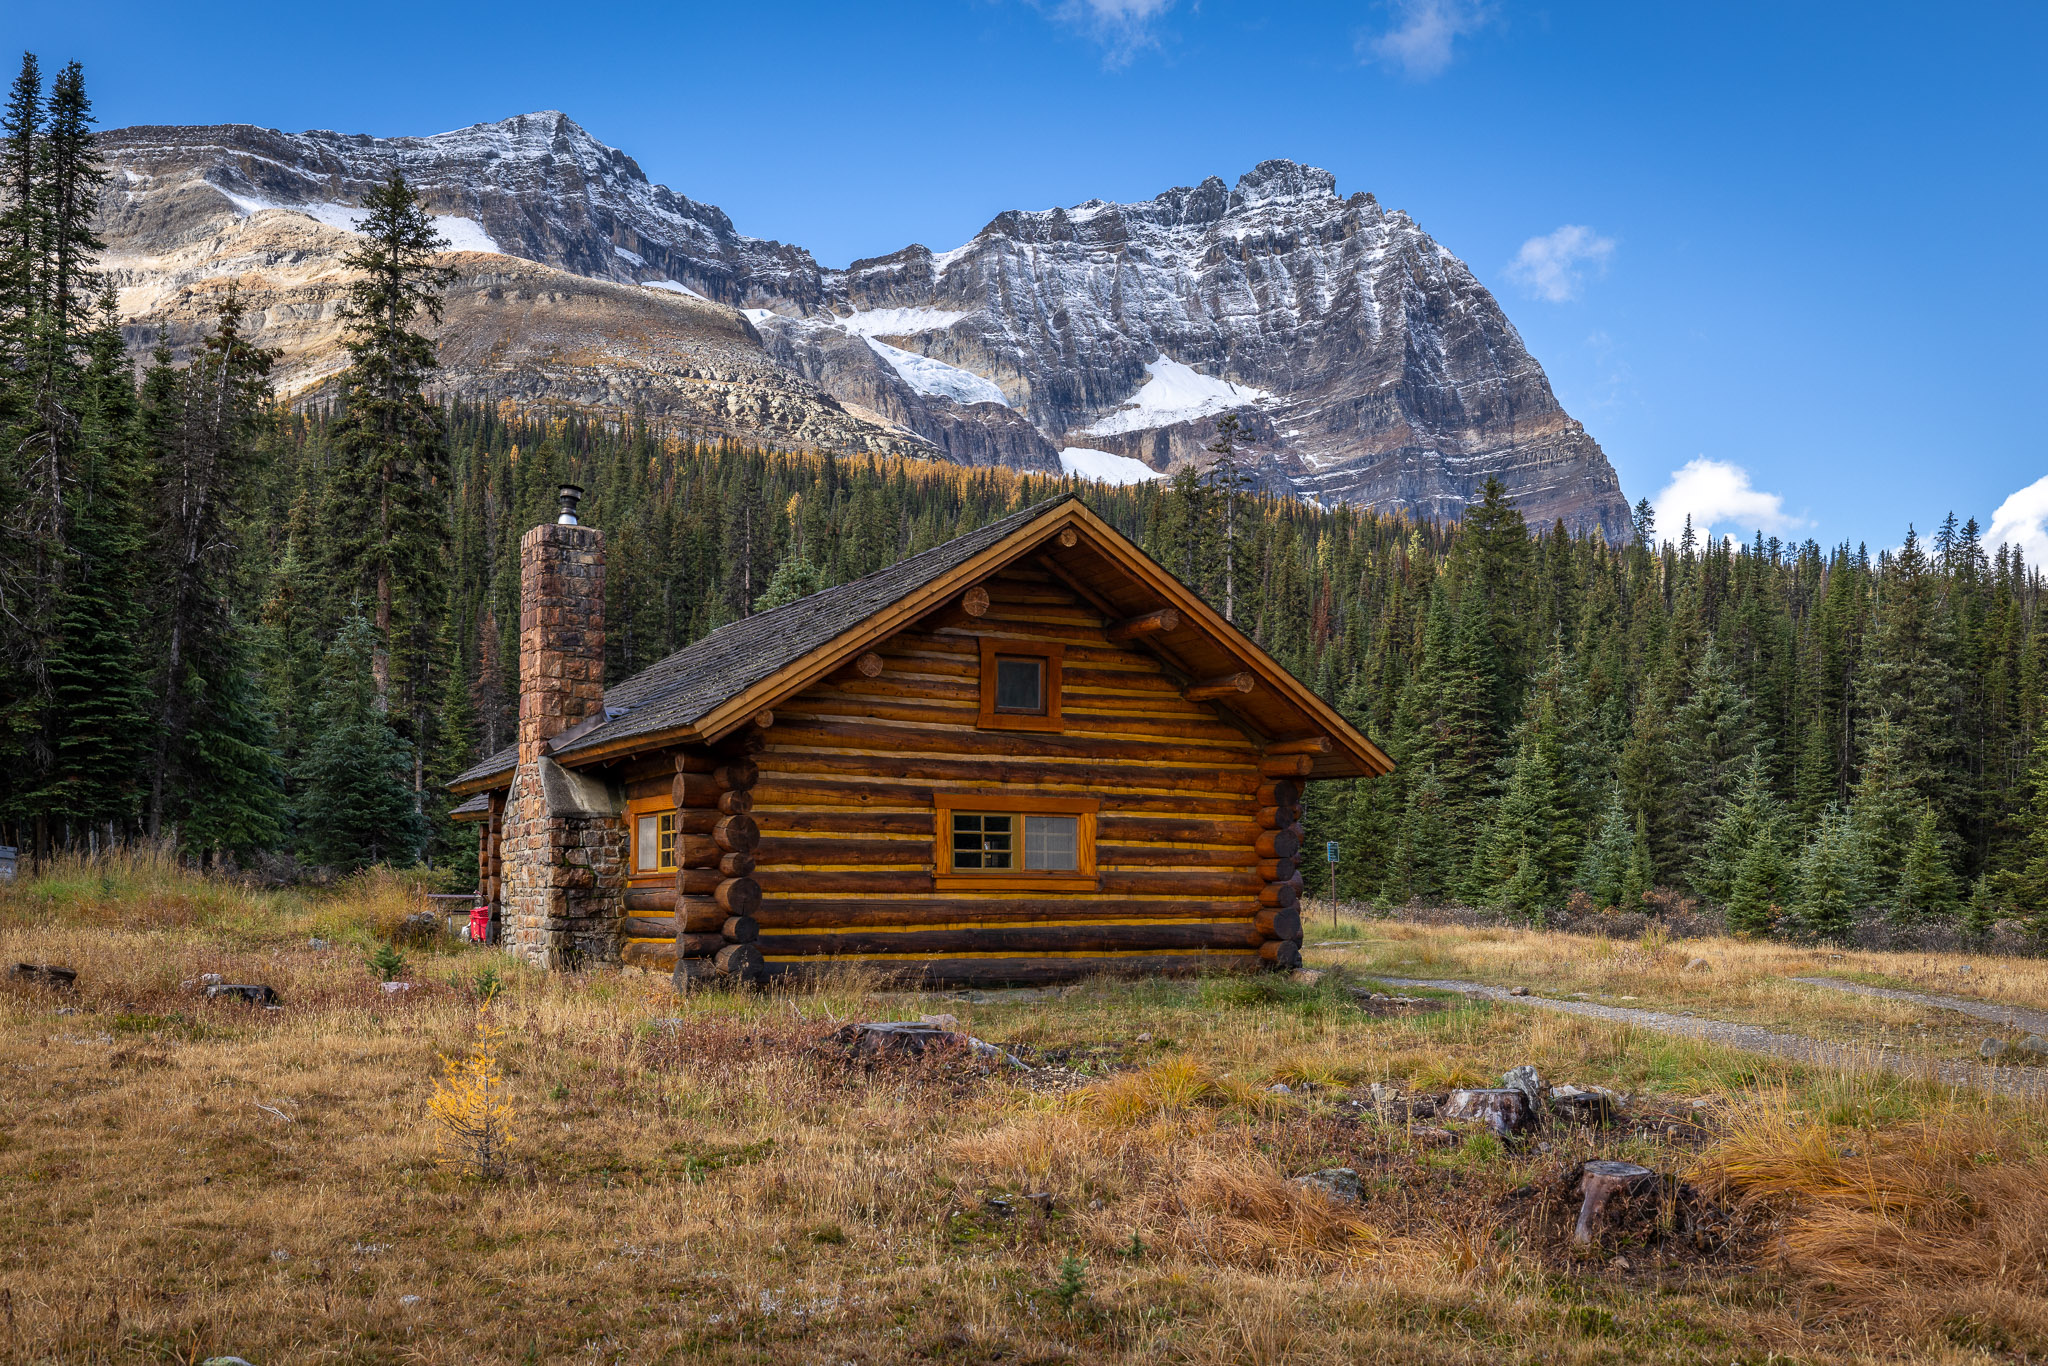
[3,54,2044,940]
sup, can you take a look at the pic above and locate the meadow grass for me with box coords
[1,854,2045,1362]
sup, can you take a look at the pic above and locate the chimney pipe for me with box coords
[557,483,583,526]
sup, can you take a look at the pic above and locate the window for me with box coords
[633,809,676,873]
[994,657,1044,714]
[977,638,1063,732]
[935,793,1097,890]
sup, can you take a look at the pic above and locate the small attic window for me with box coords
[978,639,1063,732]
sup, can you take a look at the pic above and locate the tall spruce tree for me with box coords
[298,616,425,870]
[324,169,454,717]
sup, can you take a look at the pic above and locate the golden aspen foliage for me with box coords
[428,993,516,1178]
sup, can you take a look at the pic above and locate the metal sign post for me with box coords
[1326,840,1339,930]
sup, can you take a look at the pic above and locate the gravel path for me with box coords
[1788,976,2048,1035]
[1369,976,2048,1099]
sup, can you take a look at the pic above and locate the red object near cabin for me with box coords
[469,906,491,944]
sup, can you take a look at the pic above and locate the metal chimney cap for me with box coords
[556,484,584,526]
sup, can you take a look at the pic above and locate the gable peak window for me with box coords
[978,637,1063,732]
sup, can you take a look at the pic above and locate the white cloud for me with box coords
[1363,0,1494,79]
[1652,458,1806,541]
[1053,0,1175,63]
[1988,472,2048,568]
[1505,224,1615,303]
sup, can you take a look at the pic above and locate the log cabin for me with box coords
[447,487,1392,986]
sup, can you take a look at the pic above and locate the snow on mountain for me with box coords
[1082,357,1273,437]
[642,279,708,299]
[212,185,501,253]
[865,338,1007,407]
[1059,447,1164,486]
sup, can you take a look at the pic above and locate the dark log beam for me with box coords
[1106,608,1181,642]
[1183,672,1254,702]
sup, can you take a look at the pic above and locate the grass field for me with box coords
[4,854,2048,1363]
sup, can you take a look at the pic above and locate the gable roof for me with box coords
[450,493,1392,792]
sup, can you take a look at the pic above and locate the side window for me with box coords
[633,809,677,873]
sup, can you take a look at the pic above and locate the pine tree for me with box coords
[1573,786,1634,910]
[1698,757,1784,906]
[753,553,824,612]
[1994,725,2048,936]
[1848,717,1917,902]
[1205,413,1252,623]
[1672,641,1759,888]
[1793,804,1863,942]
[1893,801,1957,923]
[323,169,455,714]
[1727,819,1793,937]
[298,616,425,870]
[142,287,281,845]
[1477,687,1579,912]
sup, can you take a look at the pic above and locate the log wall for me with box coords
[737,563,1303,982]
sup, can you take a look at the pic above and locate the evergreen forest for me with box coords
[3,55,2046,940]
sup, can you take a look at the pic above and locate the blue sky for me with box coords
[22,1,2048,556]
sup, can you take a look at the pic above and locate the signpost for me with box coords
[1325,841,1339,930]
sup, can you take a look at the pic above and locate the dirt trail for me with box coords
[1789,976,2048,1035]
[1368,975,2048,1099]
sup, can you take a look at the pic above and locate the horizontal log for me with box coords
[673,770,757,806]
[675,755,760,788]
[624,909,725,935]
[715,942,767,981]
[1056,527,1078,548]
[754,835,929,866]
[789,695,1255,747]
[626,884,682,912]
[720,852,757,878]
[1256,805,1302,831]
[855,651,885,677]
[679,808,764,839]
[1183,672,1256,702]
[722,915,759,943]
[1260,940,1303,969]
[1098,814,1259,845]
[762,952,1260,986]
[624,939,725,970]
[754,749,1261,794]
[1257,858,1297,883]
[766,717,1258,770]
[1105,608,1180,642]
[750,773,1254,816]
[1255,829,1301,861]
[717,816,759,852]
[1096,843,1259,869]
[758,921,1264,956]
[714,877,761,917]
[1255,780,1301,809]
[750,709,775,730]
[621,926,725,954]
[1255,906,1302,940]
[1259,754,1315,778]
[757,810,937,838]
[1259,882,1300,910]
[1266,736,1333,757]
[962,586,990,617]
[752,898,1259,929]
[755,869,937,895]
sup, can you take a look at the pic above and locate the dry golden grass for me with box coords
[2,853,2046,1362]
[1324,917,2048,1060]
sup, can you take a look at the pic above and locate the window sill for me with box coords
[934,874,1099,893]
[977,712,1064,733]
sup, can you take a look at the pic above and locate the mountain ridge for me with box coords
[97,111,1631,536]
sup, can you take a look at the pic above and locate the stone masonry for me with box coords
[502,518,627,969]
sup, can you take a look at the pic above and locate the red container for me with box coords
[468,906,491,943]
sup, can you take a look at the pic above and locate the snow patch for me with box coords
[642,279,707,300]
[1059,447,1163,486]
[866,338,1007,407]
[1082,356,1273,436]
[613,245,646,267]
[213,185,500,254]
[835,306,971,337]
[742,308,780,324]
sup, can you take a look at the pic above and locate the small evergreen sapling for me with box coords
[1052,1253,1088,1313]
[365,941,408,982]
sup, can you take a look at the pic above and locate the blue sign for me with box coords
[1326,841,1340,863]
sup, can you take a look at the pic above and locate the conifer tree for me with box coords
[324,169,455,714]
[753,552,824,612]
[1573,786,1634,910]
[142,287,281,845]
[1848,717,1917,902]
[1893,801,1957,923]
[298,616,425,870]
[1205,413,1252,622]
[1793,804,1863,942]
[1727,819,1793,937]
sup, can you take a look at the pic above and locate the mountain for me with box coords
[97,112,1631,536]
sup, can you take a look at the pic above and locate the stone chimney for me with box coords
[502,485,627,969]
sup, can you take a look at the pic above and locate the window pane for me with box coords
[994,657,1044,713]
[658,812,676,870]
[636,815,658,871]
[1024,815,1079,871]
[953,813,1013,870]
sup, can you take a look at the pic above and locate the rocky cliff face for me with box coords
[97,113,1629,534]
